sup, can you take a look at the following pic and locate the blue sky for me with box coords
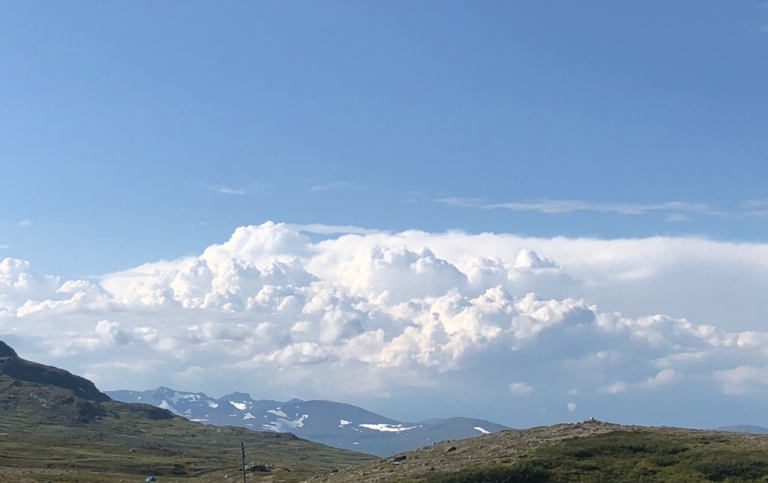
[2,2,768,428]
[2,1,766,278]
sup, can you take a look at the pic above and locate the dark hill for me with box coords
[0,340,109,403]
[0,340,18,358]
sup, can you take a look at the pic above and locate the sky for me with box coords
[1,2,767,429]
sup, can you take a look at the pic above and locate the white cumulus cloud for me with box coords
[1,221,768,427]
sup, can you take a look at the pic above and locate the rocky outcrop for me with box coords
[0,339,110,403]
[0,340,19,358]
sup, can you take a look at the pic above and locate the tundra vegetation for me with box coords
[314,422,768,483]
[420,431,768,483]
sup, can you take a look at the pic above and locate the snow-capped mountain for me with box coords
[107,387,508,456]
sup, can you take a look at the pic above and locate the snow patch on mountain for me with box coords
[170,392,199,404]
[267,408,287,418]
[229,401,247,410]
[158,400,180,415]
[359,423,417,433]
[263,413,309,432]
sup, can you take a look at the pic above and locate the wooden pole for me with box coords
[241,441,246,483]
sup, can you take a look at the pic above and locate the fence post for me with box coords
[241,441,246,483]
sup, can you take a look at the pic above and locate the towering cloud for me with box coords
[1,222,767,427]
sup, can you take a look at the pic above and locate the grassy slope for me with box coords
[312,421,768,483]
[422,430,768,482]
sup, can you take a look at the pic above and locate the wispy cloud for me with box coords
[17,220,33,227]
[742,199,768,209]
[438,197,768,219]
[0,244,9,250]
[509,382,534,395]
[290,223,381,236]
[199,183,248,195]
[436,197,710,215]
[665,213,690,222]
[742,210,768,218]
[733,199,768,218]
[600,381,628,394]
[310,181,366,192]
[600,369,681,394]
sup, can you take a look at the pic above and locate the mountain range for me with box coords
[107,387,508,456]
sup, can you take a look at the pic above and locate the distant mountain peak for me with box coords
[222,391,253,400]
[716,425,768,434]
[0,340,19,358]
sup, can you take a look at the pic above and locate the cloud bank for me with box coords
[1,222,767,427]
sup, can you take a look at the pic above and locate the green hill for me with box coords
[310,420,768,482]
[0,340,374,482]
